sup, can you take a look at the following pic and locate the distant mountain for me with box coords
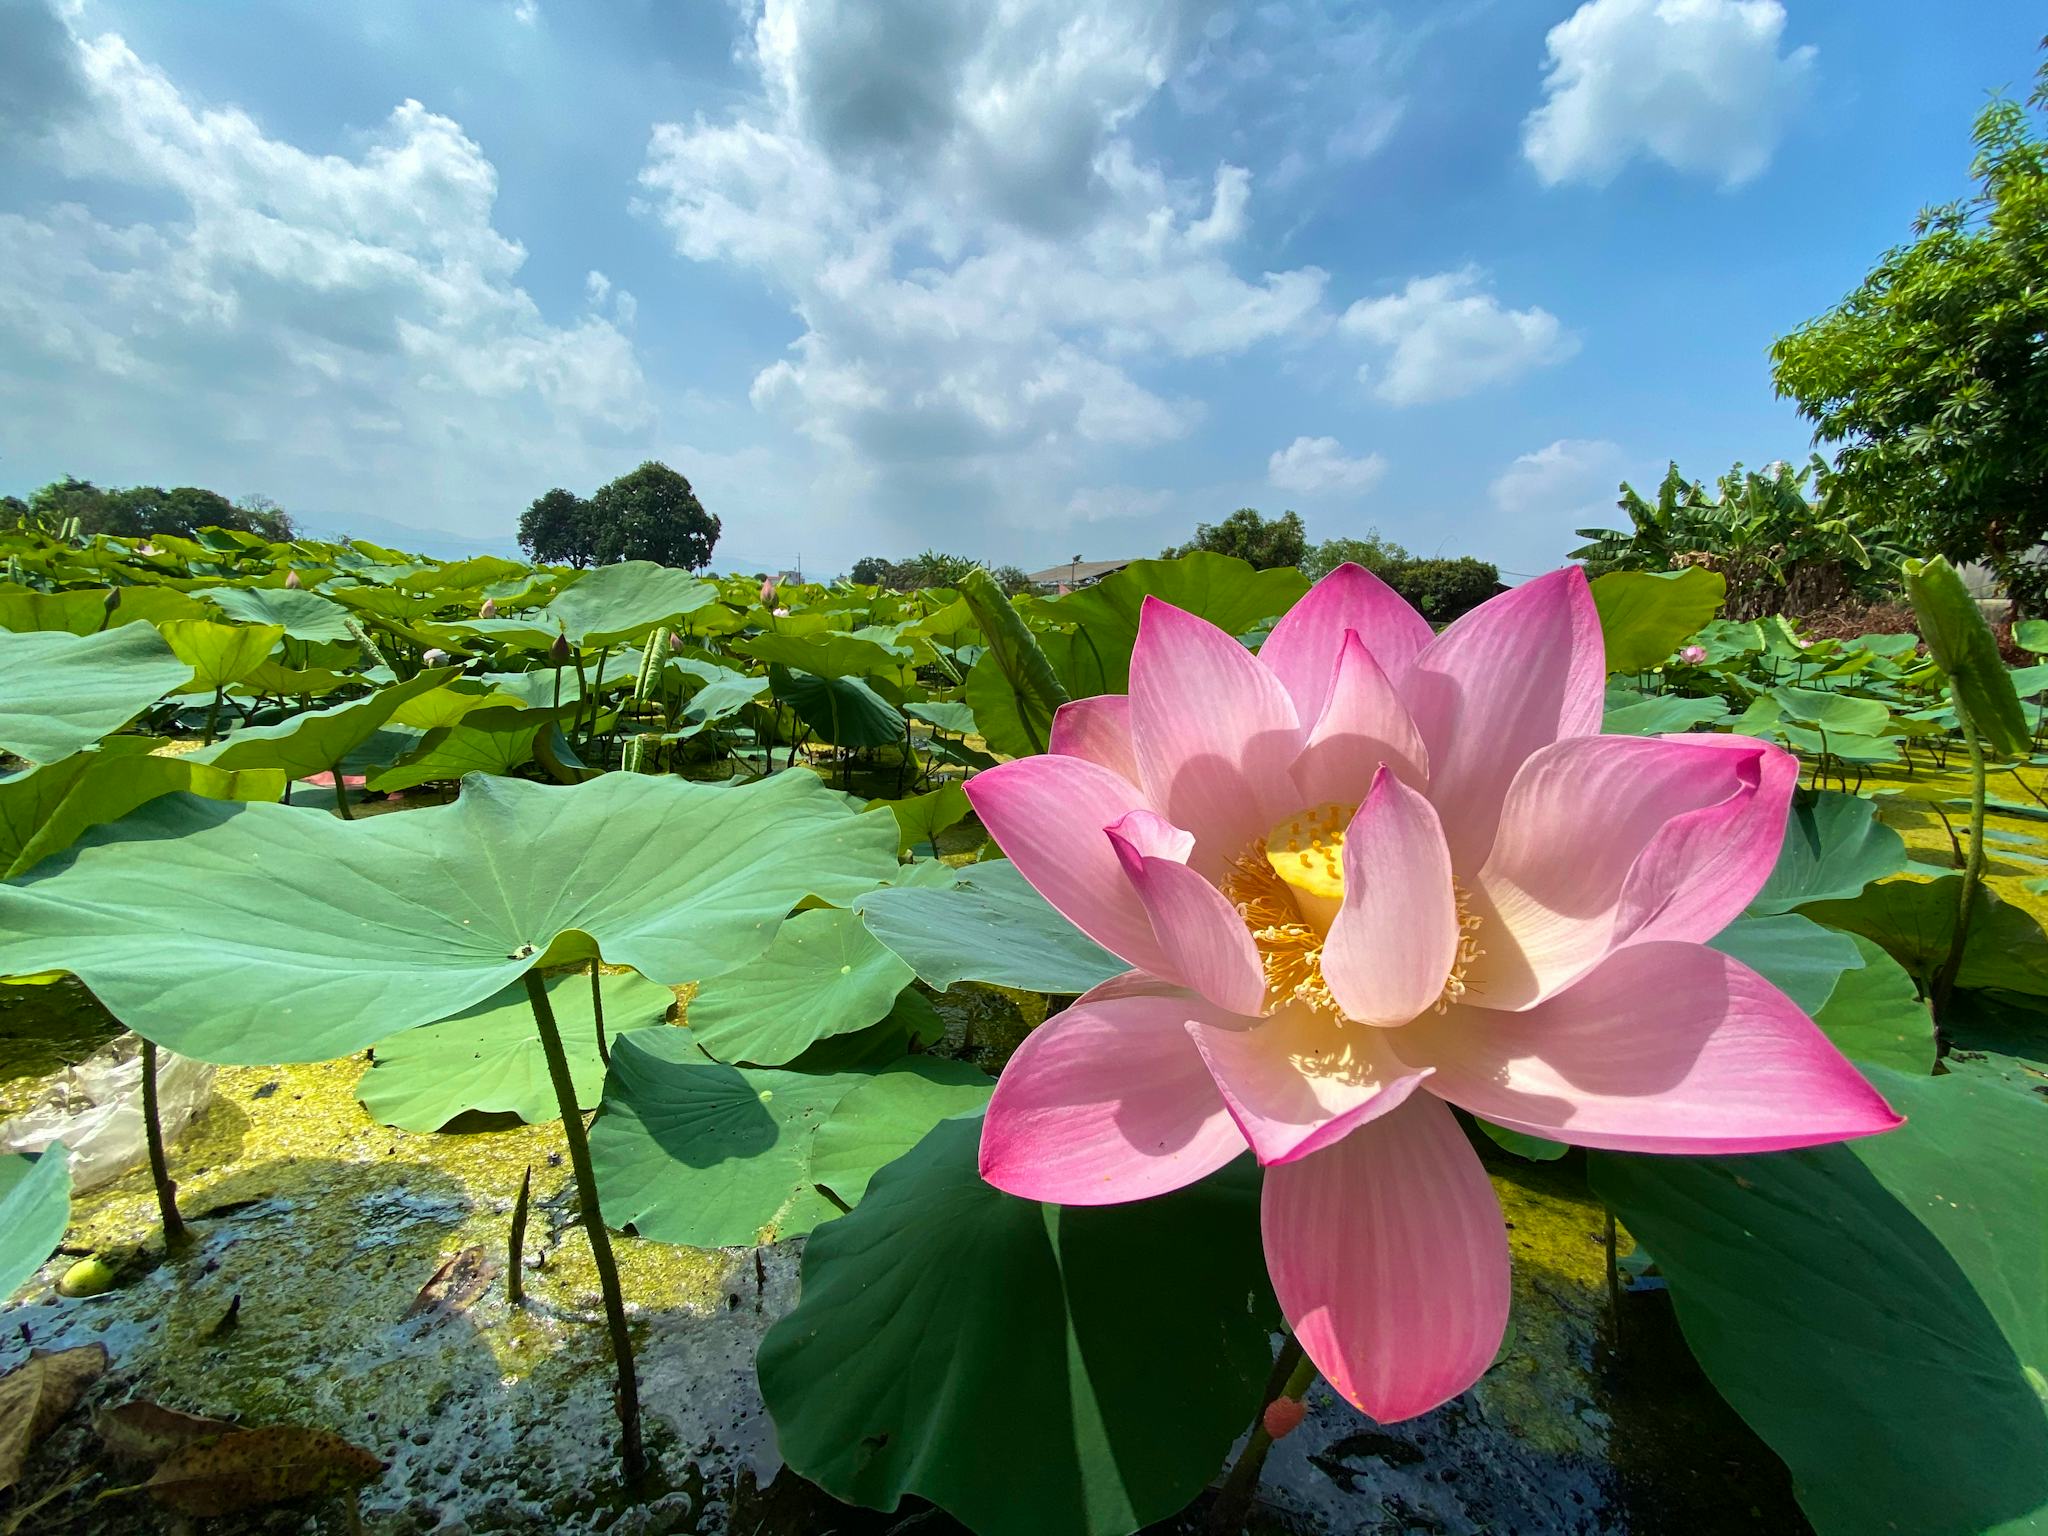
[294,509,521,562]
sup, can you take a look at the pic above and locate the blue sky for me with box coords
[0,0,2037,574]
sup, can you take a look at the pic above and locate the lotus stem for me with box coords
[1931,706,1986,1022]
[1207,1333,1318,1534]
[139,1039,190,1251]
[522,971,645,1485]
[507,1163,532,1307]
[590,960,610,1066]
[331,763,354,820]
[201,686,224,747]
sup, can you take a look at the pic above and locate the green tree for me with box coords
[1772,49,2048,604]
[589,461,720,569]
[519,487,597,567]
[25,478,285,541]
[1161,507,1308,570]
[1304,529,1412,582]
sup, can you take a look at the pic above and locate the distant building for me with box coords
[1024,556,1136,591]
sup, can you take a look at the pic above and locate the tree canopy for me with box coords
[1161,507,1307,570]
[518,463,720,570]
[518,487,596,567]
[849,551,1031,594]
[9,477,294,541]
[1772,50,2048,601]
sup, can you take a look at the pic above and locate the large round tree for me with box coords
[589,461,720,570]
[518,487,597,567]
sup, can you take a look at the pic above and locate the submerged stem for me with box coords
[139,1039,190,1250]
[1207,1335,1318,1534]
[1931,707,1987,1022]
[522,971,645,1485]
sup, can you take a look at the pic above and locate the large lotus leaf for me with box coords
[758,1117,1278,1536]
[1600,688,1729,735]
[1812,935,1937,1075]
[357,970,675,1131]
[0,769,899,1062]
[588,1026,867,1246]
[198,586,355,642]
[863,780,972,856]
[1801,876,2048,997]
[807,1058,993,1205]
[394,555,529,592]
[0,1145,71,1300]
[189,667,456,778]
[0,625,190,764]
[774,667,905,748]
[1590,1064,2048,1536]
[1769,685,1890,737]
[0,750,286,879]
[905,700,977,736]
[1905,555,2031,756]
[234,661,357,698]
[158,619,285,693]
[1749,791,1910,915]
[740,631,913,680]
[957,567,1071,755]
[1589,567,1727,672]
[685,907,914,1066]
[466,561,718,647]
[364,717,542,791]
[322,584,447,625]
[0,586,207,633]
[855,859,1124,994]
[384,683,525,732]
[1707,913,1862,1014]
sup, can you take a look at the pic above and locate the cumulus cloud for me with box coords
[638,0,1328,522]
[1485,438,1633,571]
[1267,435,1386,496]
[1062,485,1174,523]
[1522,0,1816,189]
[1340,268,1578,406]
[0,8,650,537]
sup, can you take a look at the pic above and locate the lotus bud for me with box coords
[102,586,121,614]
[761,575,778,605]
[773,606,790,617]
[551,631,572,665]
[284,568,302,589]
[480,596,498,618]
[668,631,683,652]
[422,647,451,668]
[1262,1396,1307,1440]
[1678,644,1707,665]
[1797,637,1814,650]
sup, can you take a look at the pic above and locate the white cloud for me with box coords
[0,13,651,537]
[512,0,540,25]
[1267,435,1386,496]
[1485,438,1635,572]
[1522,0,1816,189]
[638,0,1328,524]
[1340,268,1578,406]
[1061,485,1174,524]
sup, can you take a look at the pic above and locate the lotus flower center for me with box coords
[1221,800,1484,1019]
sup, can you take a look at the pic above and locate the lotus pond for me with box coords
[0,530,2040,1535]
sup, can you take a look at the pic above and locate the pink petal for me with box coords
[1262,1092,1509,1421]
[1130,597,1303,875]
[979,973,1248,1205]
[1186,1000,1431,1164]
[1322,767,1459,1027]
[1400,567,1604,872]
[1464,734,1797,1009]
[1398,942,1904,1153]
[964,754,1173,978]
[1107,812,1269,1017]
[1290,632,1429,806]
[1049,694,1138,785]
[1259,563,1434,723]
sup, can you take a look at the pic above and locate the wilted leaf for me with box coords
[0,1344,107,1490]
[400,1246,497,1329]
[95,1400,236,1465]
[141,1425,384,1516]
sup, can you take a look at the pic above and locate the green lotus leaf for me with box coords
[1801,875,2048,997]
[1811,935,1937,1075]
[807,1058,994,1205]
[158,619,285,693]
[0,1144,71,1300]
[1589,567,1727,673]
[862,780,972,856]
[0,769,899,1062]
[1905,555,2030,756]
[233,661,358,698]
[364,717,543,791]
[1591,1064,2048,1536]
[0,585,207,633]
[773,667,904,748]
[758,1117,1277,1536]
[357,969,676,1131]
[393,555,530,592]
[447,561,716,648]
[1600,688,1730,735]
[0,625,191,764]
[740,631,914,680]
[0,749,286,878]
[189,667,456,778]
[1769,685,1891,737]
[1749,791,1909,915]
[685,907,914,1066]
[198,585,356,642]
[588,1026,867,1246]
[905,700,977,736]
[855,859,1123,994]
[1707,913,1862,1013]
[322,584,447,624]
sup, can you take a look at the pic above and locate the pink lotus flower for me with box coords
[761,575,779,606]
[964,565,1900,1422]
[1678,643,1707,664]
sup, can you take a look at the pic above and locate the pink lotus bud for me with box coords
[480,596,498,618]
[1262,1397,1307,1440]
[421,648,451,667]
[550,632,571,665]
[1678,644,1707,665]
[761,575,778,605]
[1798,637,1814,650]
[668,631,683,652]
[284,569,302,589]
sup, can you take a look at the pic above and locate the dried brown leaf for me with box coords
[94,1399,235,1465]
[400,1244,496,1328]
[143,1425,384,1516]
[0,1344,108,1490]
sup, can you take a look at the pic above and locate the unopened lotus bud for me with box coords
[551,632,572,665]
[668,631,683,652]
[422,648,451,668]
[761,575,778,605]
[480,596,498,618]
[102,586,121,614]
[1262,1396,1307,1440]
[1678,644,1706,665]
[284,568,302,589]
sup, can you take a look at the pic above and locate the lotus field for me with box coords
[0,525,2041,1535]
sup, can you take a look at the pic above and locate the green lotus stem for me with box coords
[507,1163,532,1307]
[571,647,593,741]
[200,686,226,747]
[586,646,610,750]
[139,1039,190,1251]
[523,971,645,1485]
[1208,1334,1318,1534]
[1931,705,1986,1021]
[331,763,354,820]
[590,960,610,1066]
